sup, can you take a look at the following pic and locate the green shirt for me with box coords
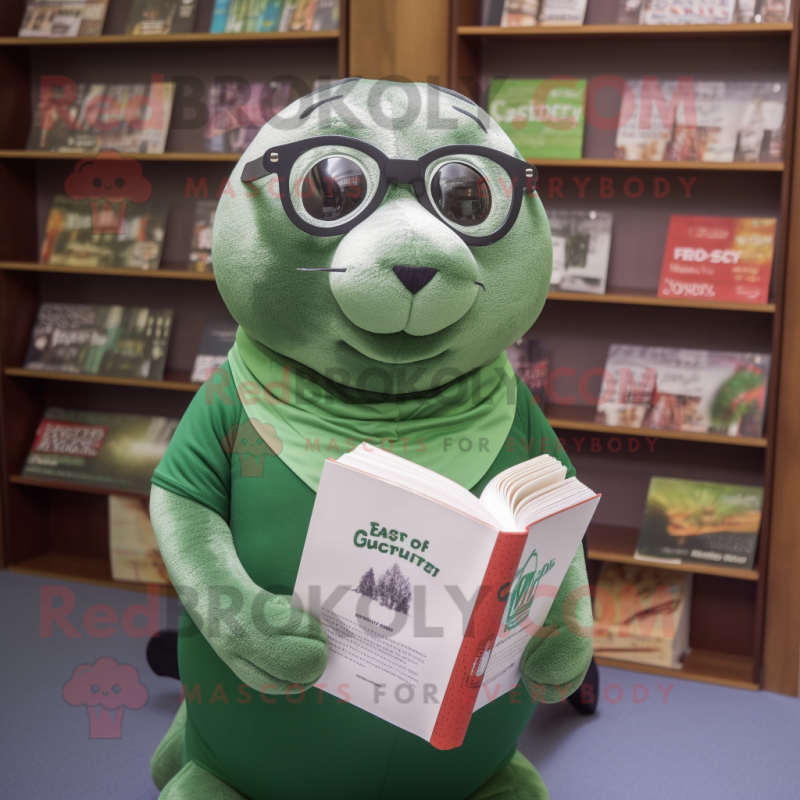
[152,363,576,800]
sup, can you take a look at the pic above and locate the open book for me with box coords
[292,446,600,750]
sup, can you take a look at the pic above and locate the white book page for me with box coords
[292,460,499,742]
[473,495,600,711]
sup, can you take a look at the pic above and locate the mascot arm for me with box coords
[518,544,593,704]
[150,484,328,694]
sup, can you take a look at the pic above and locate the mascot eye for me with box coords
[430,163,491,227]
[301,157,368,222]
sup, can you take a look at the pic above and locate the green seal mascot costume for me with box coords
[149,79,594,800]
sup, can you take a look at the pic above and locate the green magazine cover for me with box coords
[636,476,763,570]
[488,78,586,160]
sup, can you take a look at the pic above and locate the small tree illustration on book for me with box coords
[356,563,411,615]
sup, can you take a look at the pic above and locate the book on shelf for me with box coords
[292,446,600,749]
[24,303,174,381]
[756,0,792,21]
[125,0,198,35]
[109,495,171,584]
[548,210,613,294]
[635,476,763,570]
[482,0,508,24]
[501,0,541,25]
[27,79,176,154]
[190,317,238,383]
[538,0,588,25]
[204,79,293,153]
[657,215,776,305]
[18,1,109,37]
[40,196,168,272]
[312,0,340,30]
[507,338,549,407]
[189,199,217,272]
[622,0,793,23]
[488,78,587,159]
[614,80,786,163]
[594,344,771,438]
[22,408,178,495]
[593,563,692,670]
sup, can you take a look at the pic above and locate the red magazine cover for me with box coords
[657,216,777,305]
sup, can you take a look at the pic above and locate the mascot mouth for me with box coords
[340,330,450,365]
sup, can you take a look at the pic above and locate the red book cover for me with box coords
[657,216,777,305]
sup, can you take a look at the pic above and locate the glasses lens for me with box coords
[301,157,368,222]
[430,162,491,227]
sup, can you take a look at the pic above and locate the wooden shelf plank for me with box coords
[0,150,240,162]
[595,649,757,690]
[458,23,792,40]
[6,552,176,597]
[0,31,339,47]
[547,289,775,313]
[546,405,768,448]
[531,157,784,171]
[587,524,760,580]
[10,474,149,498]
[0,261,216,281]
[4,367,199,392]
[0,150,784,171]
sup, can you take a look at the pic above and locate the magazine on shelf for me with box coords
[594,344,771,438]
[109,495,171,585]
[501,0,541,25]
[312,0,340,29]
[757,0,792,21]
[538,0,588,25]
[190,317,238,382]
[507,338,549,407]
[24,303,174,381]
[548,210,613,294]
[125,0,198,35]
[488,78,587,159]
[635,477,763,570]
[204,79,293,153]
[482,0,507,24]
[22,408,178,495]
[40,196,168,271]
[292,447,600,748]
[657,215,777,305]
[27,79,176,154]
[593,563,692,670]
[614,80,786,163]
[189,199,216,272]
[19,1,109,37]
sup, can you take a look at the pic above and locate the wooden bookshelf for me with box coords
[4,367,199,392]
[457,22,792,40]
[0,261,216,280]
[449,0,800,692]
[0,150,242,162]
[0,31,340,47]
[587,524,760,580]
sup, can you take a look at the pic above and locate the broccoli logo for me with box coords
[222,419,282,477]
[62,656,148,739]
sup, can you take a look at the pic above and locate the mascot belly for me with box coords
[149,79,594,800]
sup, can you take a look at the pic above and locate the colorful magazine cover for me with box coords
[40,196,168,271]
[595,344,771,438]
[24,303,174,381]
[19,1,109,37]
[488,78,587,159]
[538,0,588,25]
[125,0,198,34]
[548,210,613,294]
[657,215,777,305]
[190,317,238,382]
[109,495,171,584]
[22,408,178,495]
[189,199,216,272]
[615,80,786,163]
[635,477,763,570]
[27,79,176,154]
[203,79,293,153]
[500,0,541,25]
[312,0,339,29]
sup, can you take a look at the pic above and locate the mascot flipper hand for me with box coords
[150,79,593,800]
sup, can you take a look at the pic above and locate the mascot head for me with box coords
[213,78,552,395]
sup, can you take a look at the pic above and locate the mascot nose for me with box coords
[392,265,438,295]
